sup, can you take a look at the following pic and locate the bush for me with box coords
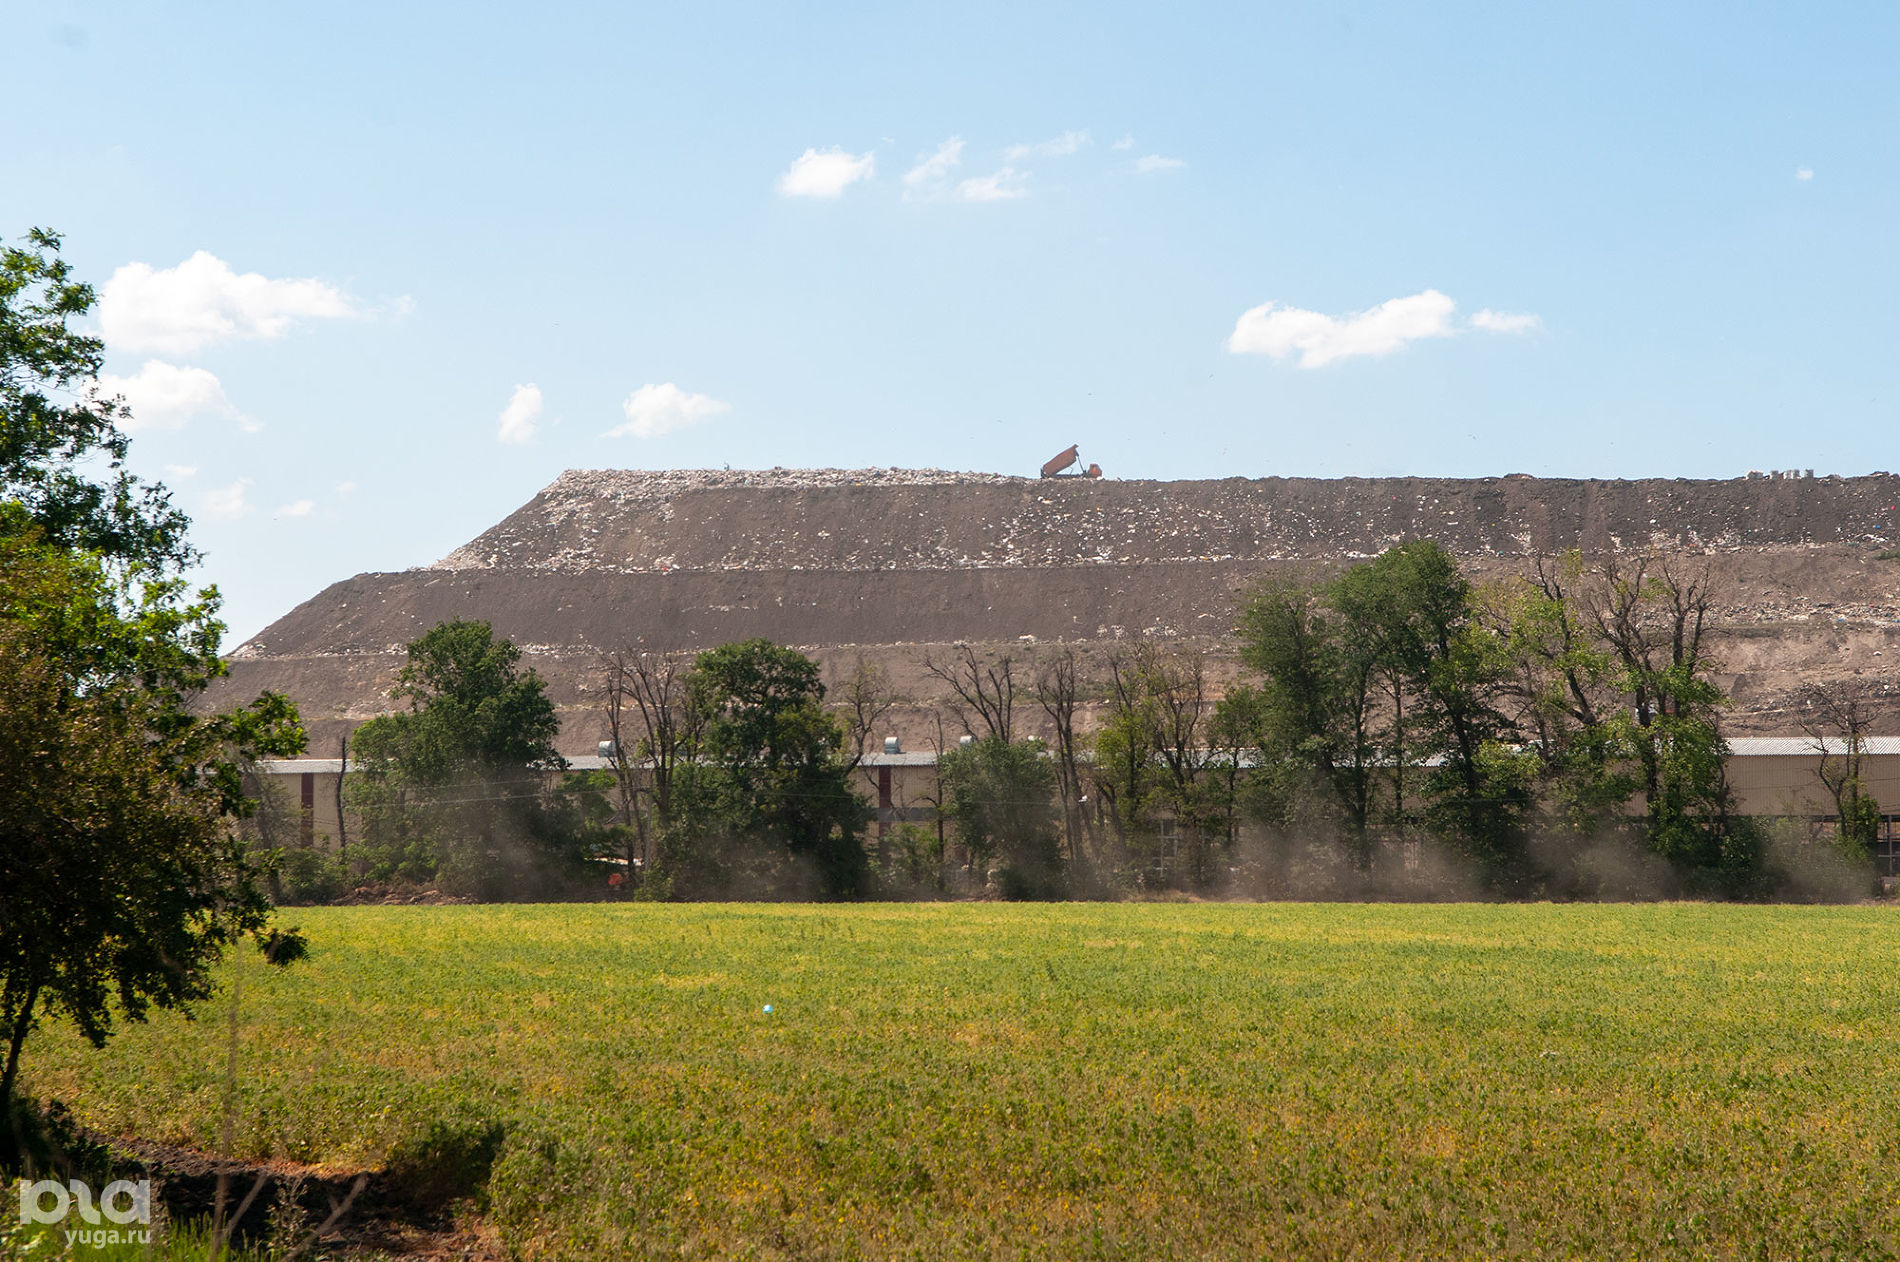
[939,737,1064,899]
[878,823,945,897]
[269,845,350,904]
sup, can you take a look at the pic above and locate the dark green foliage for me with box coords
[269,843,352,905]
[1234,576,1376,856]
[1233,543,1532,889]
[940,737,1064,898]
[0,228,307,1146]
[660,639,869,899]
[1083,644,1242,892]
[1232,543,1760,894]
[0,229,190,571]
[1336,542,1531,883]
[1,1096,111,1182]
[376,620,565,776]
[348,621,594,898]
[1840,787,1883,858]
[877,822,946,895]
[0,537,305,1131]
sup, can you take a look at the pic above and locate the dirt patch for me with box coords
[94,1134,503,1260]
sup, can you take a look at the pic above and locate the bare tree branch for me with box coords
[924,643,1018,743]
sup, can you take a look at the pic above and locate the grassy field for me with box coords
[19,902,1900,1260]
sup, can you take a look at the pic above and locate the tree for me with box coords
[663,639,868,899]
[1034,647,1093,866]
[830,657,894,772]
[1,229,189,570]
[1235,547,1529,886]
[601,647,698,883]
[925,644,1019,743]
[1798,679,1883,859]
[1088,648,1159,872]
[1235,574,1380,869]
[348,620,577,898]
[1,229,304,1146]
[1581,553,1749,884]
[1334,542,1529,886]
[0,536,304,1133]
[1493,553,1640,847]
[938,736,1063,898]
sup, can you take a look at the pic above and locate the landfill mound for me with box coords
[215,469,1900,753]
[435,467,1900,574]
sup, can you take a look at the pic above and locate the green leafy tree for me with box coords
[1,229,189,570]
[1333,542,1529,885]
[1236,545,1529,887]
[940,736,1063,898]
[1235,575,1380,867]
[348,620,578,898]
[0,537,305,1134]
[1798,680,1883,863]
[1578,554,1752,887]
[1086,650,1159,869]
[1493,556,1642,847]
[661,639,868,899]
[1,229,304,1148]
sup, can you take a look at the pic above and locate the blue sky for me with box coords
[7,1,1897,641]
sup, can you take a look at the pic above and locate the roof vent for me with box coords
[959,734,974,747]
[598,740,616,759]
[883,736,902,755]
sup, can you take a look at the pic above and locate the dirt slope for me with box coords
[213,470,1900,753]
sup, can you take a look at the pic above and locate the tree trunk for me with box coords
[2,979,43,1124]
[334,733,349,851]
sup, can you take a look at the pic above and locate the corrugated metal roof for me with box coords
[1728,736,1900,757]
[256,750,947,775]
[251,739,1900,778]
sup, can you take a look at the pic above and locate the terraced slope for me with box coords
[213,469,1900,752]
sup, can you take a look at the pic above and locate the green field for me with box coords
[21,903,1900,1259]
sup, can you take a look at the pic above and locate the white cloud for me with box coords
[100,251,359,354]
[1471,309,1542,334]
[163,463,198,480]
[1227,290,1459,368]
[1133,154,1186,174]
[497,383,543,445]
[275,499,315,518]
[335,480,357,497]
[1796,166,1814,181]
[903,137,965,197]
[1112,135,1135,150]
[201,477,253,520]
[607,383,731,439]
[1004,130,1088,161]
[956,168,1029,202]
[776,147,876,198]
[97,359,247,432]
